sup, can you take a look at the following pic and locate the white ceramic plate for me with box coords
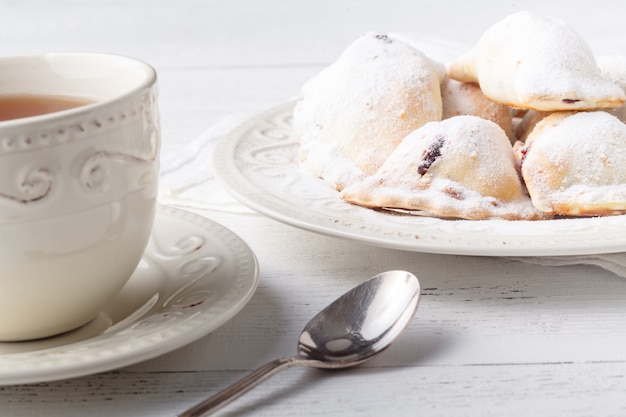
[0,205,259,385]
[213,102,626,257]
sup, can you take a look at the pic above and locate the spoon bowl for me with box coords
[177,270,421,417]
[298,270,420,366]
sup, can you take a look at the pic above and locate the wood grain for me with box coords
[2,1,626,416]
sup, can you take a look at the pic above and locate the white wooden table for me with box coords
[2,1,626,416]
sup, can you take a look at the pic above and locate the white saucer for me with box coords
[0,205,259,385]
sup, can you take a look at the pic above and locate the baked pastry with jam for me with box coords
[519,111,626,216]
[441,77,514,143]
[293,32,445,191]
[340,115,547,220]
[448,11,625,111]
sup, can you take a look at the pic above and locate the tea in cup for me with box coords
[0,53,160,341]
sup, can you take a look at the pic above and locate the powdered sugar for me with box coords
[598,54,626,89]
[293,32,445,190]
[341,116,547,220]
[448,11,625,111]
[441,78,515,141]
[295,13,626,220]
[521,111,626,215]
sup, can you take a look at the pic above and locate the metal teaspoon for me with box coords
[177,270,421,417]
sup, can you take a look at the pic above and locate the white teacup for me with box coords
[0,53,160,341]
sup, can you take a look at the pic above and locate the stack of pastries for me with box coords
[293,11,626,220]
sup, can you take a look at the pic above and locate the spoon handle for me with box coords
[176,356,306,417]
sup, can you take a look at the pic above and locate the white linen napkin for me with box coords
[159,114,254,213]
[509,254,626,278]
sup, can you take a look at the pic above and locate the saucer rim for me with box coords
[0,204,260,385]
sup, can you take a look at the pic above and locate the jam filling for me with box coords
[375,34,393,44]
[418,135,446,175]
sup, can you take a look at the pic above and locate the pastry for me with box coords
[519,111,626,216]
[441,77,515,142]
[448,11,625,111]
[514,110,551,142]
[293,32,445,191]
[340,115,547,220]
